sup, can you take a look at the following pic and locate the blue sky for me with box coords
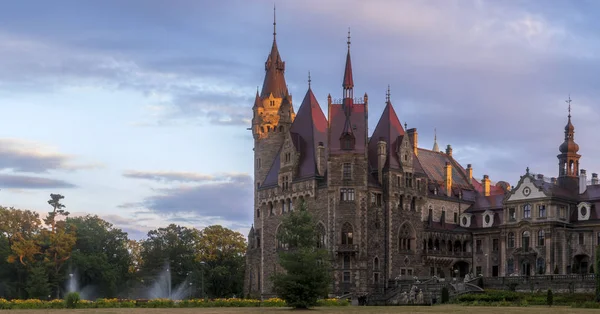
[0,0,599,239]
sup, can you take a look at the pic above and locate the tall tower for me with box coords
[557,96,580,190]
[252,8,295,193]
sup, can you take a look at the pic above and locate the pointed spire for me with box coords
[385,85,391,103]
[308,71,311,89]
[432,128,440,152]
[273,4,277,41]
[404,122,408,130]
[342,27,354,93]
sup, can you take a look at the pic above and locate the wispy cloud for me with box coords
[0,174,76,189]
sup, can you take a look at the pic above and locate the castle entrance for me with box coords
[573,254,590,274]
[520,259,531,276]
[452,261,469,278]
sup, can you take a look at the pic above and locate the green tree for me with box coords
[26,265,51,299]
[196,225,246,298]
[271,200,330,309]
[67,215,132,298]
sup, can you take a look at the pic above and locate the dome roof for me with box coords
[559,140,579,154]
[565,119,574,132]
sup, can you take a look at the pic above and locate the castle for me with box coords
[244,16,600,298]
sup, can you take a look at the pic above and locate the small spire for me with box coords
[566,94,572,119]
[404,122,408,130]
[432,128,440,152]
[385,85,390,103]
[347,27,351,50]
[273,4,277,40]
[526,166,530,174]
[434,128,437,141]
[308,71,311,88]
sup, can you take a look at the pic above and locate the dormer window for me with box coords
[341,133,355,150]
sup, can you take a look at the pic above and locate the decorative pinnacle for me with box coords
[404,122,408,130]
[385,85,390,103]
[308,71,311,88]
[566,94,572,118]
[347,27,351,50]
[273,4,276,40]
[526,166,530,174]
[434,128,437,141]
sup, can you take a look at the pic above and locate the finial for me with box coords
[434,128,437,141]
[566,94,572,118]
[526,166,530,174]
[273,4,277,40]
[385,85,390,103]
[404,122,408,130]
[308,71,311,88]
[347,27,351,50]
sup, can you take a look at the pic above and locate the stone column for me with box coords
[500,234,506,276]
[545,232,551,274]
[562,231,567,274]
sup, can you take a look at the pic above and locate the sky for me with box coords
[0,0,599,240]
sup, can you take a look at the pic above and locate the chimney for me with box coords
[537,174,544,180]
[579,169,587,194]
[592,173,598,185]
[316,142,326,176]
[446,144,453,157]
[407,128,418,156]
[377,138,387,184]
[482,175,491,196]
[467,164,473,182]
[551,177,557,185]
[445,161,453,197]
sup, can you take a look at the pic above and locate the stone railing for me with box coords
[335,244,359,253]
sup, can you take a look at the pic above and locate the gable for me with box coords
[506,176,547,202]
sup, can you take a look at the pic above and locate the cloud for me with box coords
[122,172,253,223]
[0,138,101,173]
[0,174,76,189]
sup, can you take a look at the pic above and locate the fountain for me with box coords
[65,270,96,300]
[144,263,193,300]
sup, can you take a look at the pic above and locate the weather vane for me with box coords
[308,71,311,88]
[566,94,572,118]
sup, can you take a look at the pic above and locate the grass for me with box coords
[2,306,600,314]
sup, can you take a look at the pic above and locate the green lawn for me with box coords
[2,306,599,314]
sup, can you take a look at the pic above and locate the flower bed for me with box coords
[0,297,348,309]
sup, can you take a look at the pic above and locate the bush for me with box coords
[65,292,80,309]
[547,289,553,307]
[441,287,449,304]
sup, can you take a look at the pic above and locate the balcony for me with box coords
[336,244,359,253]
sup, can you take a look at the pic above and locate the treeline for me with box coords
[0,194,246,300]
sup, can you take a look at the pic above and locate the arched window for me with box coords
[508,232,515,248]
[522,231,530,250]
[399,223,414,251]
[507,258,515,275]
[373,257,380,271]
[398,195,404,210]
[316,223,326,248]
[536,257,545,275]
[538,230,545,246]
[411,197,416,211]
[523,204,531,218]
[341,223,353,245]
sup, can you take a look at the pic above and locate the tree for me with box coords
[547,289,553,307]
[26,265,51,299]
[271,200,331,309]
[196,225,246,298]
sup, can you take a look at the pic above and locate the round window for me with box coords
[462,217,467,226]
[581,206,587,217]
[485,215,491,224]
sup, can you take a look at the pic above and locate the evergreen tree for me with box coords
[271,200,331,309]
[26,265,51,299]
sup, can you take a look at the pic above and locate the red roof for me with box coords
[368,101,405,170]
[260,40,288,98]
[416,148,471,188]
[343,50,353,89]
[328,102,367,154]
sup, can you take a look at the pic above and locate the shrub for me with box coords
[547,289,553,307]
[65,292,80,309]
[441,287,449,304]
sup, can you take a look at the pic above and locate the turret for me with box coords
[377,138,387,184]
[557,96,581,191]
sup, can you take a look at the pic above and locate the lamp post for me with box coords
[200,261,206,299]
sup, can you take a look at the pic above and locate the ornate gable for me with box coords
[505,173,548,203]
[397,135,413,171]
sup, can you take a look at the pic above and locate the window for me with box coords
[376,194,382,207]
[597,232,600,246]
[492,239,499,252]
[373,257,380,271]
[256,208,260,218]
[476,266,482,276]
[522,231,530,250]
[340,188,355,201]
[508,232,515,248]
[410,197,416,211]
[397,175,401,187]
[484,214,490,224]
[538,205,546,218]
[281,201,286,213]
[454,212,458,223]
[288,199,293,211]
[476,239,482,253]
[373,272,380,284]
[536,257,545,275]
[538,230,545,246]
[398,196,404,210]
[256,236,261,248]
[399,224,414,251]
[343,271,351,282]
[316,224,326,248]
[509,208,516,221]
[341,223,353,245]
[507,258,514,275]
[405,172,413,188]
[441,209,446,221]
[579,233,584,245]
[343,255,351,269]
[560,206,566,219]
[523,204,531,218]
[269,203,274,216]
[343,163,352,179]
